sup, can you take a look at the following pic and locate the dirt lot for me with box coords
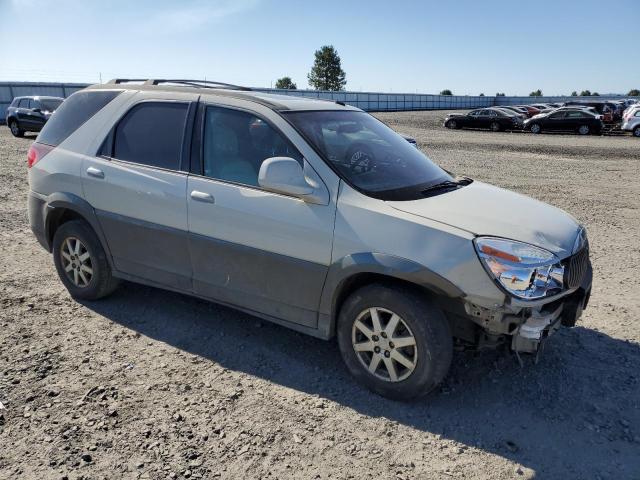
[1,111,639,480]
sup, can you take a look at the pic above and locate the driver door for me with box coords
[187,103,336,328]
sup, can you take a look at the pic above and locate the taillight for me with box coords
[27,142,54,168]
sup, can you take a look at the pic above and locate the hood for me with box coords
[387,181,580,258]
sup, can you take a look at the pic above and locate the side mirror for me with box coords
[258,157,314,197]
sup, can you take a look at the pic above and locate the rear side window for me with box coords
[38,90,121,146]
[112,102,188,170]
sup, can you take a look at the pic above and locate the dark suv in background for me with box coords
[5,96,64,137]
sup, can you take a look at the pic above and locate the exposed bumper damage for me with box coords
[461,259,592,353]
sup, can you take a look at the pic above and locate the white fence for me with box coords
[0,81,630,123]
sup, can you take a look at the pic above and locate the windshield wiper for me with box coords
[421,177,472,197]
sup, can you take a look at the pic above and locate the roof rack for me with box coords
[106,78,252,91]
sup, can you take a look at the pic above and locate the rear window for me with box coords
[37,90,121,146]
[112,102,189,170]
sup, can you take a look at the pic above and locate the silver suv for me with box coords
[27,79,592,400]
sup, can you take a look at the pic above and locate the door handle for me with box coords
[86,167,104,179]
[190,190,215,203]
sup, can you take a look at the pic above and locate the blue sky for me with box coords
[0,0,637,95]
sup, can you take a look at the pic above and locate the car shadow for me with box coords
[81,281,640,479]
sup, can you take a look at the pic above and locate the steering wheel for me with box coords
[346,145,374,174]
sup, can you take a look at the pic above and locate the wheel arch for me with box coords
[318,252,464,338]
[44,193,114,267]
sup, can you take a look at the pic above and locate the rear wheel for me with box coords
[577,125,590,135]
[490,121,502,132]
[9,120,24,137]
[529,123,542,134]
[52,220,119,300]
[633,126,640,138]
[337,284,453,400]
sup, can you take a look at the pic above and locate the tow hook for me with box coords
[511,304,563,353]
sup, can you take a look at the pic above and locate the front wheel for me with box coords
[9,120,24,137]
[445,119,458,129]
[52,220,119,300]
[529,123,542,134]
[337,284,453,400]
[577,125,590,135]
[633,126,640,138]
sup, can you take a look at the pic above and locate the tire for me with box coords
[52,220,119,300]
[633,126,640,138]
[490,121,502,132]
[529,123,542,134]
[577,125,590,135]
[9,120,24,137]
[446,119,458,129]
[337,284,453,401]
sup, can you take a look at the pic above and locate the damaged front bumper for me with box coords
[462,261,592,353]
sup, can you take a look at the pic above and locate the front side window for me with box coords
[39,99,63,112]
[18,99,28,108]
[112,102,188,170]
[202,106,302,187]
[284,110,452,199]
[549,112,565,119]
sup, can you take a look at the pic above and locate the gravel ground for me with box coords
[1,112,639,480]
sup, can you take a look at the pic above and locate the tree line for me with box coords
[275,47,640,97]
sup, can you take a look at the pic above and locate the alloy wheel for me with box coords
[448,120,457,129]
[633,127,640,137]
[351,307,418,382]
[10,122,19,136]
[530,124,541,134]
[60,237,93,287]
[578,125,590,135]
[490,122,500,132]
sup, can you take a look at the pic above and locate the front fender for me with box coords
[319,252,464,316]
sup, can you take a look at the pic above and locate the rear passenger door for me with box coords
[187,103,336,328]
[82,92,198,291]
[16,99,33,128]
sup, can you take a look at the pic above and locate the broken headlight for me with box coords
[474,237,564,300]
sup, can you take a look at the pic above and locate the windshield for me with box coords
[39,99,63,112]
[284,110,452,199]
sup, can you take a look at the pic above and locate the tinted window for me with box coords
[18,99,28,108]
[549,112,565,119]
[39,99,63,112]
[202,106,302,187]
[28,99,37,109]
[38,90,121,146]
[113,102,188,170]
[635,111,640,117]
[285,110,451,199]
[566,111,587,118]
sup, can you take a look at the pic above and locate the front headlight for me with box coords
[474,237,564,299]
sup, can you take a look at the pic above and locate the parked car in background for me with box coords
[444,108,524,131]
[564,101,615,123]
[525,108,604,135]
[530,103,555,111]
[514,105,541,117]
[26,79,591,400]
[498,105,529,117]
[493,107,526,120]
[621,109,640,137]
[5,96,64,137]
